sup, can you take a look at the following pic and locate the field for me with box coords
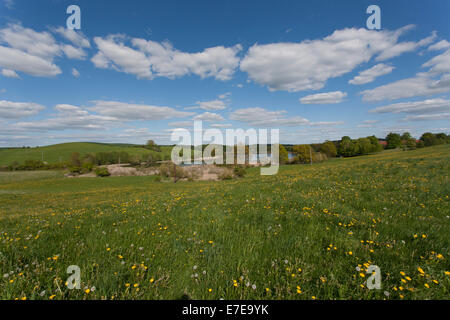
[0,142,173,166]
[0,145,449,300]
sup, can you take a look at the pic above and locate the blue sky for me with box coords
[0,0,449,146]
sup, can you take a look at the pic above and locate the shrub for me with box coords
[219,172,233,180]
[95,167,110,177]
[233,166,246,177]
[68,166,82,174]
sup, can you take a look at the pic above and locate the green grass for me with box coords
[0,145,449,300]
[0,142,173,166]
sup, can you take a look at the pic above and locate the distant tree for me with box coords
[320,141,337,158]
[356,137,372,154]
[292,144,315,163]
[146,139,161,152]
[401,132,412,141]
[416,140,425,148]
[278,144,289,164]
[70,152,81,167]
[420,132,437,146]
[405,138,417,150]
[385,133,402,149]
[435,133,448,144]
[338,136,356,156]
[368,135,383,152]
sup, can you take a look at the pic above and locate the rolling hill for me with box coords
[0,142,173,166]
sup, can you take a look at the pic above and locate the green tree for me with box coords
[385,133,402,149]
[320,141,337,158]
[278,144,289,164]
[292,144,315,163]
[401,132,412,141]
[405,138,417,150]
[338,136,356,156]
[420,132,437,146]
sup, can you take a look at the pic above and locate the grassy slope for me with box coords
[0,142,173,166]
[0,145,448,300]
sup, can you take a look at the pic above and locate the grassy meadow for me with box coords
[0,142,173,166]
[0,145,449,300]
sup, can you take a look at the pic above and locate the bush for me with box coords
[219,172,233,180]
[233,166,246,177]
[95,167,110,177]
[68,166,82,174]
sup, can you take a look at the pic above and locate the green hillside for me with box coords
[0,142,173,166]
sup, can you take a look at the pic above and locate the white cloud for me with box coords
[218,92,231,99]
[230,107,309,127]
[14,104,117,131]
[71,68,80,77]
[375,31,436,61]
[0,23,87,77]
[361,73,450,102]
[193,112,224,122]
[92,35,152,79]
[52,26,90,48]
[1,68,20,78]
[309,121,344,126]
[168,121,194,128]
[193,99,227,111]
[89,100,194,121]
[349,63,394,85]
[0,45,61,77]
[362,120,379,124]
[61,44,87,60]
[240,25,434,92]
[428,40,450,51]
[403,113,450,121]
[92,35,242,80]
[210,123,232,128]
[299,91,347,104]
[370,98,450,115]
[0,100,45,119]
[423,49,450,74]
[0,24,60,59]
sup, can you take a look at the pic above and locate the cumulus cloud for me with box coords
[230,107,309,127]
[309,121,344,126]
[14,104,117,131]
[61,44,87,60]
[92,35,152,79]
[193,112,225,122]
[403,113,450,121]
[71,68,80,77]
[428,39,450,51]
[0,100,45,119]
[0,23,89,77]
[89,100,194,120]
[191,99,227,111]
[299,91,347,104]
[0,24,60,59]
[375,31,436,61]
[92,35,242,80]
[361,48,450,102]
[240,25,435,92]
[52,26,90,48]
[0,45,61,77]
[349,63,394,85]
[1,68,20,78]
[423,49,450,74]
[361,73,450,102]
[210,123,232,128]
[370,98,450,115]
